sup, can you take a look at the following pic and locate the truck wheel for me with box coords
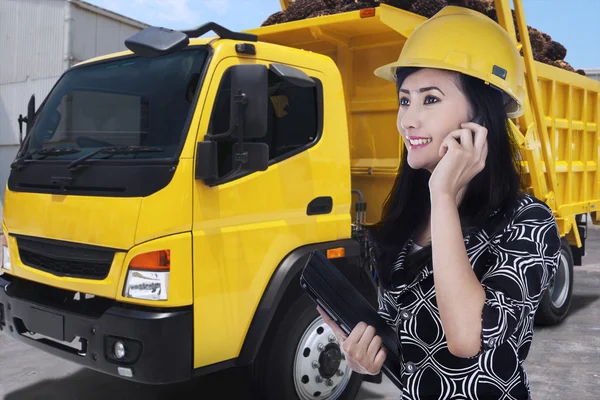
[535,238,574,325]
[253,293,363,400]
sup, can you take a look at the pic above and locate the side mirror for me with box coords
[195,142,268,182]
[229,64,268,139]
[269,63,315,88]
[18,94,36,143]
[195,141,218,181]
[125,26,189,58]
[233,142,269,172]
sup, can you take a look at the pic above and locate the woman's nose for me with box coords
[398,107,421,132]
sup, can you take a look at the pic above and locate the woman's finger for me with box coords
[316,305,332,323]
[367,335,383,360]
[316,306,347,340]
[345,321,368,346]
[452,128,474,150]
[446,128,470,139]
[357,325,377,350]
[373,347,388,370]
[462,122,488,150]
[439,133,462,157]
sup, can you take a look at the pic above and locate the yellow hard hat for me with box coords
[374,6,525,118]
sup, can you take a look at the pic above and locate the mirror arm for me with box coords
[218,164,244,182]
[233,91,248,167]
[205,90,246,142]
[18,114,27,137]
[207,118,238,141]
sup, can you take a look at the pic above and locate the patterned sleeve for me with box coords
[475,199,561,354]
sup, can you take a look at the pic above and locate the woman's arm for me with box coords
[430,193,562,359]
[428,123,561,358]
[430,192,485,358]
[427,122,489,357]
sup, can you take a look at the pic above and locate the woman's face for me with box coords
[397,68,473,173]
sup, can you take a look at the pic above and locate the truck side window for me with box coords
[208,67,320,178]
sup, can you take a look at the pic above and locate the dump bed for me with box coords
[248,3,600,242]
[532,63,600,233]
[249,6,425,223]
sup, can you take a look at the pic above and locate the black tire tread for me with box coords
[252,292,363,399]
[535,238,574,326]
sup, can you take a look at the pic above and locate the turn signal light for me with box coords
[129,250,170,271]
[327,248,345,259]
[124,250,170,301]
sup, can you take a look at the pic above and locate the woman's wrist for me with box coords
[430,189,458,208]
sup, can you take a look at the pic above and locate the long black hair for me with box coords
[367,67,524,290]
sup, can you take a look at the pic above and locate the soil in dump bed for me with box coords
[262,0,585,76]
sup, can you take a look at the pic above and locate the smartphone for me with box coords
[471,115,484,126]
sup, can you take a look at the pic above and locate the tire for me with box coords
[253,292,364,400]
[535,238,574,325]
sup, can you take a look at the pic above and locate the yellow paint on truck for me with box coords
[1,0,598,396]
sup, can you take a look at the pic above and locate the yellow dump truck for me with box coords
[1,0,599,398]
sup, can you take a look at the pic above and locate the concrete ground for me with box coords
[1,227,599,399]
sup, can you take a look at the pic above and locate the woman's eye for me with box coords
[424,96,439,105]
[399,97,410,106]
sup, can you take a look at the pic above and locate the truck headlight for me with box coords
[1,234,10,272]
[123,250,169,301]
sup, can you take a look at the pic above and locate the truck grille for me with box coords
[16,236,116,280]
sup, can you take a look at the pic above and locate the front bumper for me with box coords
[0,276,193,384]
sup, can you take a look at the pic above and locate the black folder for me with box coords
[300,250,403,390]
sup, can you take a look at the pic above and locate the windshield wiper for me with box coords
[68,145,164,170]
[11,147,81,170]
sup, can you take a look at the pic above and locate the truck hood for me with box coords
[1,190,140,299]
[1,159,194,299]
[2,190,141,250]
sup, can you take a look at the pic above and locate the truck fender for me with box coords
[237,239,363,366]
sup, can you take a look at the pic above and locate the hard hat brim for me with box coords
[374,60,523,118]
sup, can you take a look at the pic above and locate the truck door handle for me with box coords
[307,197,333,215]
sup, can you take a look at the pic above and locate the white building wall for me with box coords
[0,76,61,146]
[0,0,67,218]
[70,2,146,65]
[0,0,65,144]
[583,69,600,82]
[0,0,66,86]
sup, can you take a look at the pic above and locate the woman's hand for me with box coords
[429,121,488,200]
[317,306,387,375]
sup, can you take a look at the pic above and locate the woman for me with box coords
[318,6,561,400]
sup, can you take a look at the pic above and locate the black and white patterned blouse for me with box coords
[374,194,561,399]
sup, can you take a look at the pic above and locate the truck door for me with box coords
[191,55,351,368]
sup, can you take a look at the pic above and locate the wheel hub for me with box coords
[318,343,342,379]
[293,316,353,400]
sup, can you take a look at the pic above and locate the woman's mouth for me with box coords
[407,137,432,149]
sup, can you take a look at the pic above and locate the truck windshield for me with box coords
[20,47,208,162]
